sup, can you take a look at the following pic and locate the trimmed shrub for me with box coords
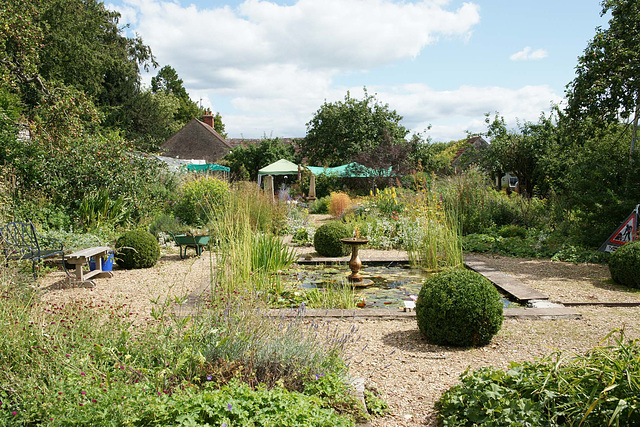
[609,241,640,288]
[115,230,160,269]
[314,222,351,257]
[416,268,503,347]
[174,176,230,226]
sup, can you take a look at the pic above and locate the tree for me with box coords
[301,89,408,167]
[222,137,296,181]
[350,129,413,188]
[566,0,640,157]
[151,65,202,126]
[483,113,551,197]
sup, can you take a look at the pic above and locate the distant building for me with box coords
[161,112,233,164]
[451,136,488,172]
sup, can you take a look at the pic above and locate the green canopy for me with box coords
[306,162,392,178]
[187,164,230,172]
[257,159,299,177]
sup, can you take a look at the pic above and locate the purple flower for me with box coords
[206,375,213,381]
[227,403,232,411]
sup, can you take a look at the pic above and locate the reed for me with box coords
[405,172,463,270]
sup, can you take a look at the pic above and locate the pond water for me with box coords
[284,263,519,309]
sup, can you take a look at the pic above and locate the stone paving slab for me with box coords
[267,307,582,320]
[464,254,549,302]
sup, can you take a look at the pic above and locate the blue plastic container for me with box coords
[89,252,114,272]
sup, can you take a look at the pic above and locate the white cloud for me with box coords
[510,46,548,61]
[365,83,561,141]
[108,1,561,141]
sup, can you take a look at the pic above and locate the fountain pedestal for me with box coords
[341,237,373,287]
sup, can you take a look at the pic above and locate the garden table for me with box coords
[66,246,113,286]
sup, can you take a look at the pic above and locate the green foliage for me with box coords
[566,0,640,126]
[462,229,608,263]
[609,241,640,288]
[436,330,640,426]
[137,381,355,427]
[115,229,160,269]
[174,176,230,226]
[147,212,188,238]
[416,269,503,347]
[301,88,409,167]
[440,169,549,235]
[77,189,128,231]
[303,373,365,419]
[223,137,296,181]
[40,229,106,252]
[497,224,527,238]
[483,113,552,197]
[364,388,389,417]
[292,227,310,245]
[120,89,182,151]
[314,222,351,257]
[251,233,297,273]
[36,0,155,106]
[0,272,355,427]
[310,196,330,214]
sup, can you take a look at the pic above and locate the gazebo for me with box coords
[257,159,300,186]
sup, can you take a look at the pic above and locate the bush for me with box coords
[329,192,352,218]
[609,241,640,288]
[147,212,188,238]
[436,331,640,426]
[310,196,330,214]
[415,269,503,347]
[174,176,230,226]
[314,222,351,257]
[115,230,160,269]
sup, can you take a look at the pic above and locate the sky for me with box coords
[106,0,609,142]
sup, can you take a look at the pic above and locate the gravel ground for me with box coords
[37,249,640,426]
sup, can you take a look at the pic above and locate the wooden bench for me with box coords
[0,221,67,279]
[66,246,113,286]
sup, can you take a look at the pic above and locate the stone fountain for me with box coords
[340,236,374,287]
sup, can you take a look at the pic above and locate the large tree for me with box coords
[301,89,408,167]
[566,0,640,156]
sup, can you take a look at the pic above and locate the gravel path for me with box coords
[37,250,640,426]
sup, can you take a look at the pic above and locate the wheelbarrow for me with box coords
[168,232,211,259]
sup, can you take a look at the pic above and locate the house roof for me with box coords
[161,119,233,164]
[451,136,488,166]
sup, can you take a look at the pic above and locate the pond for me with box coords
[284,263,519,309]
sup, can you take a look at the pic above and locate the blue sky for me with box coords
[107,0,608,141]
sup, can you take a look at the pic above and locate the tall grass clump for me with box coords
[329,192,352,218]
[404,172,463,270]
[208,183,297,302]
[251,233,298,274]
[440,169,549,234]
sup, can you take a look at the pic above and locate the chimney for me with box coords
[202,110,214,128]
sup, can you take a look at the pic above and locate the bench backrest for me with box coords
[0,221,40,259]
